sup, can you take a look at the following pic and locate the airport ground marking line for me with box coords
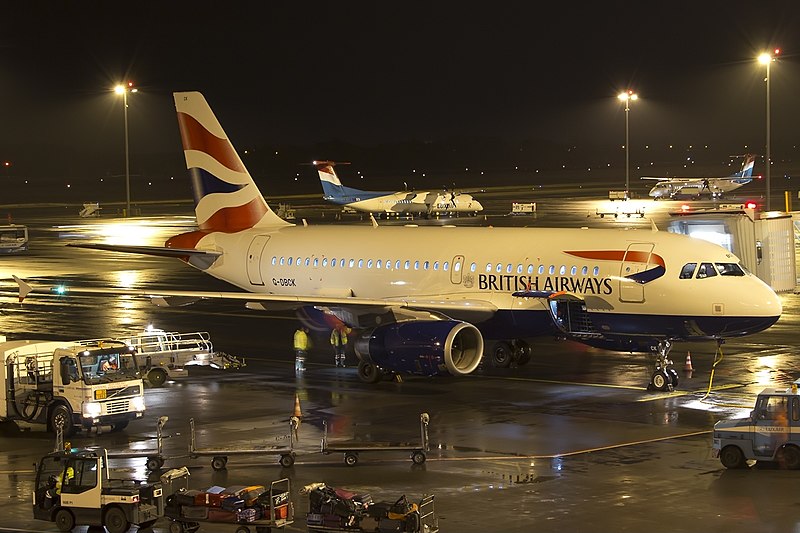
[635,382,745,402]
[473,374,645,391]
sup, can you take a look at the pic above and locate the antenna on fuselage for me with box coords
[369,214,379,227]
[650,218,659,232]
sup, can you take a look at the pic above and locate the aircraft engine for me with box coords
[354,320,484,378]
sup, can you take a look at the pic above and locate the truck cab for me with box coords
[712,381,800,469]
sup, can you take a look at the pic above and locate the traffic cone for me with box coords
[684,351,694,372]
[293,394,303,418]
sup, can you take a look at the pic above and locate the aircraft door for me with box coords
[618,243,654,303]
[450,255,464,285]
[246,235,271,286]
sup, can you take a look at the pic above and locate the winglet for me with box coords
[13,275,32,303]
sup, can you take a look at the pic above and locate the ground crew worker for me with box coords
[330,326,348,367]
[294,326,309,374]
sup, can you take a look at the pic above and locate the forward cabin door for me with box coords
[618,243,654,303]
[246,235,271,286]
[450,255,464,285]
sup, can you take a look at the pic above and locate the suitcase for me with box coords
[221,496,245,511]
[306,512,323,526]
[378,518,404,533]
[238,485,266,505]
[207,508,237,522]
[323,514,343,528]
[180,505,208,520]
[203,485,226,494]
[237,507,258,523]
[174,489,200,507]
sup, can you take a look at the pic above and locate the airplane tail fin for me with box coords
[731,154,756,178]
[173,92,290,231]
[315,160,352,203]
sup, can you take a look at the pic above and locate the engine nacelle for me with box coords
[354,320,484,377]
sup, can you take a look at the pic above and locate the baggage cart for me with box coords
[321,413,429,466]
[101,415,190,471]
[189,417,297,470]
[166,477,293,533]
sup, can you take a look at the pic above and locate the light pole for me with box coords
[114,82,137,216]
[618,90,638,197]
[758,50,778,211]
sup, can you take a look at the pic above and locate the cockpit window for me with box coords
[679,263,696,279]
[696,262,717,279]
[715,263,745,276]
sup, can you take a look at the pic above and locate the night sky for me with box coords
[1,2,799,199]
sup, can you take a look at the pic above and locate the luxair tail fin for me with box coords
[173,92,290,231]
[731,154,756,178]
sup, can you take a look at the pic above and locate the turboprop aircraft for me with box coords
[642,154,757,200]
[17,92,782,391]
[315,160,483,217]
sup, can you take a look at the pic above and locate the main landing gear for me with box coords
[490,340,531,368]
[648,340,679,392]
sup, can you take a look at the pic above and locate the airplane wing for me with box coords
[11,275,498,314]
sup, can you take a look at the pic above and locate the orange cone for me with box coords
[684,351,694,372]
[293,394,303,418]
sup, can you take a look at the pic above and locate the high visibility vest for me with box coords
[294,330,309,350]
[330,329,347,346]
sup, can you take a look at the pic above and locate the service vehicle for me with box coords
[713,380,800,469]
[115,327,244,387]
[165,477,293,533]
[510,202,536,215]
[32,447,169,533]
[0,338,146,436]
[321,413,429,467]
[608,190,630,201]
[0,223,28,253]
[303,482,438,533]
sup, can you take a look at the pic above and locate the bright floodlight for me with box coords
[114,84,125,95]
[758,53,772,65]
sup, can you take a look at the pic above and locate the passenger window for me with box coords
[322,258,328,267]
[433,261,439,271]
[581,266,588,276]
[288,257,293,266]
[358,259,364,268]
[304,258,310,267]
[559,265,566,275]
[414,261,419,270]
[593,266,599,276]
[331,258,336,267]
[280,257,285,266]
[506,264,513,274]
[469,262,475,272]
[313,258,319,267]
[496,263,502,273]
[404,260,410,270]
[271,256,277,265]
[696,263,717,279]
[367,259,373,269]
[679,263,696,279]
[527,265,534,275]
[570,266,577,275]
[486,263,492,273]
[395,260,401,270]
[549,265,555,275]
[538,265,545,275]
[376,259,382,269]
[443,262,449,271]
[349,259,355,268]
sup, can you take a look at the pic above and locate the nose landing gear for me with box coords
[648,340,678,391]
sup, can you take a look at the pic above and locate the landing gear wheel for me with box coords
[148,368,168,387]
[54,509,75,532]
[146,456,164,471]
[49,404,74,437]
[514,341,531,366]
[650,369,671,391]
[279,453,295,468]
[411,450,426,465]
[344,452,358,466]
[357,361,382,384]
[211,456,228,471]
[667,367,679,388]
[492,342,513,368]
[720,445,746,469]
[104,506,130,533]
[778,445,800,469]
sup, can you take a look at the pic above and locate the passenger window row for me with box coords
[270,256,602,276]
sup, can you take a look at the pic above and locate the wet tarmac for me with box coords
[0,187,798,533]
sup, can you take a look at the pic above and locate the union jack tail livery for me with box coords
[174,92,290,231]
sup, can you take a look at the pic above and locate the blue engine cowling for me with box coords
[354,320,484,377]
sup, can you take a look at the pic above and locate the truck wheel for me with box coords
[357,361,382,384]
[720,445,746,469]
[778,445,800,469]
[235,527,251,533]
[146,456,164,471]
[411,451,426,465]
[54,508,75,532]
[211,456,227,470]
[111,420,129,432]
[49,404,74,437]
[169,521,185,533]
[279,453,295,468]
[148,368,168,387]
[491,342,513,368]
[344,452,358,466]
[104,506,130,533]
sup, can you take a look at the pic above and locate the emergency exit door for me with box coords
[246,235,270,286]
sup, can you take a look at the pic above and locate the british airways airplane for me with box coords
[21,92,782,391]
[315,160,483,217]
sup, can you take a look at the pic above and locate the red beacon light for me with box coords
[744,201,758,210]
